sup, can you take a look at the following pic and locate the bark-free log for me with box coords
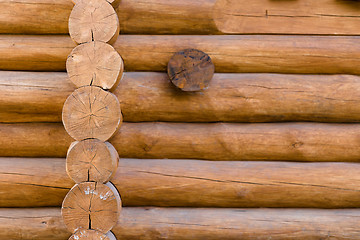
[66,139,119,183]
[4,122,360,162]
[68,0,119,44]
[2,157,360,208]
[4,71,360,123]
[66,41,123,90]
[168,49,214,91]
[3,208,360,240]
[62,182,121,233]
[62,86,122,141]
[3,35,360,75]
[69,230,116,240]
[2,0,360,35]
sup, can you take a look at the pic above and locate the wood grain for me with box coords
[167,49,214,91]
[68,0,119,44]
[66,139,119,183]
[69,230,116,240]
[3,122,360,162]
[62,182,121,233]
[3,35,360,74]
[62,86,122,141]
[2,0,360,35]
[2,157,360,208]
[3,71,360,123]
[66,41,123,90]
[2,208,360,240]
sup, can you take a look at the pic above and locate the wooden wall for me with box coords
[2,0,360,239]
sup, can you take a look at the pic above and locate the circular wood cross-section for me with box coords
[67,139,119,183]
[72,0,119,5]
[68,0,120,44]
[69,229,117,240]
[167,49,215,91]
[66,41,124,90]
[62,86,122,141]
[62,182,121,233]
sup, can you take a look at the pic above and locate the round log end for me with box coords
[72,0,119,6]
[66,139,119,183]
[62,182,122,234]
[69,0,120,44]
[69,229,117,240]
[167,49,215,92]
[62,86,122,141]
[66,41,124,90]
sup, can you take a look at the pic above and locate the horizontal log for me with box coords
[2,208,360,240]
[3,208,360,240]
[2,35,360,74]
[2,157,360,208]
[3,71,360,123]
[2,122,360,162]
[2,0,360,35]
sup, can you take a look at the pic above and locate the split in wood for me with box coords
[167,49,214,91]
[62,86,122,141]
[69,229,116,240]
[69,0,119,44]
[62,182,121,233]
[66,139,119,184]
[66,41,124,90]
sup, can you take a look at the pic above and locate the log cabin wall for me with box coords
[2,0,360,239]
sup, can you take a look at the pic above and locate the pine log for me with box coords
[2,35,360,74]
[2,0,360,35]
[2,122,360,162]
[66,41,123,90]
[3,71,360,123]
[68,0,119,44]
[2,157,360,208]
[69,230,116,240]
[66,139,119,183]
[62,86,122,141]
[62,182,121,233]
[2,207,360,240]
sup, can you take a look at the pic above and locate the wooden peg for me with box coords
[69,229,117,240]
[68,0,120,44]
[66,139,119,183]
[62,86,122,141]
[62,182,121,233]
[167,49,215,91]
[66,41,124,90]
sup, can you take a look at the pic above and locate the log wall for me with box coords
[2,0,360,238]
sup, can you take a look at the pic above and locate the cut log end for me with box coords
[66,139,119,183]
[62,182,122,234]
[69,0,120,44]
[62,86,122,141]
[72,0,120,7]
[66,41,124,90]
[167,49,215,92]
[69,229,117,240]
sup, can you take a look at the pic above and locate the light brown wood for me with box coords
[66,41,123,90]
[3,35,360,74]
[62,86,122,141]
[72,0,120,7]
[62,182,121,233]
[3,157,360,208]
[3,208,360,240]
[66,139,119,183]
[3,0,360,35]
[69,230,116,240]
[5,122,360,162]
[69,0,119,44]
[5,71,360,123]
